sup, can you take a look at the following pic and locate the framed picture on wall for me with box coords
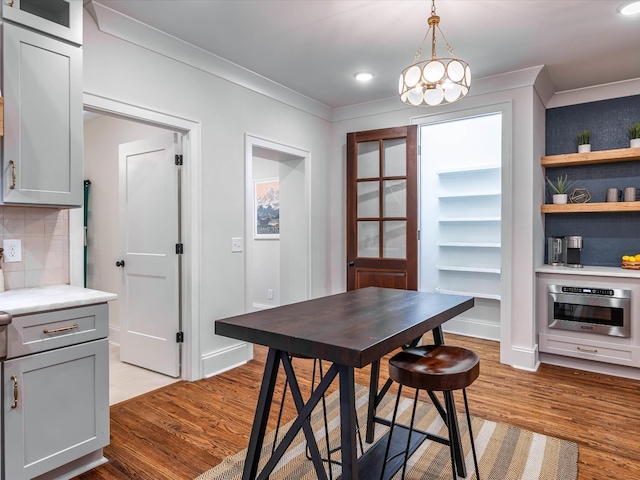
[254,178,280,239]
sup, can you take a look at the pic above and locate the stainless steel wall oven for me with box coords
[547,285,631,338]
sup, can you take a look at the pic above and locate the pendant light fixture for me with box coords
[399,0,471,107]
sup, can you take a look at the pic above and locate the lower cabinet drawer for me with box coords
[7,304,108,358]
[539,333,640,367]
[3,338,109,480]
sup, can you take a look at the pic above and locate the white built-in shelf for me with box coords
[438,242,501,248]
[437,265,501,274]
[439,217,501,223]
[436,288,501,300]
[438,192,501,199]
[436,166,501,176]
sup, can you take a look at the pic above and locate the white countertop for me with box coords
[0,285,117,316]
[536,264,640,279]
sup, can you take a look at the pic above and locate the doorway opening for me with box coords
[70,93,202,389]
[416,103,512,341]
[244,135,311,312]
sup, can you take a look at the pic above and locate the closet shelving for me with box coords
[437,165,502,301]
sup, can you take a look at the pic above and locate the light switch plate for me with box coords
[231,237,243,253]
[3,239,22,262]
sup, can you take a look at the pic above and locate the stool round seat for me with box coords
[388,345,479,392]
[382,344,481,480]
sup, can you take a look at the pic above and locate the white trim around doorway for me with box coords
[72,91,202,381]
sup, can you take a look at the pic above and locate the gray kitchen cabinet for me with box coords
[3,339,109,479]
[1,0,82,45]
[2,302,110,480]
[2,21,83,207]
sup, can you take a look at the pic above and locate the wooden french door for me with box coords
[346,126,418,291]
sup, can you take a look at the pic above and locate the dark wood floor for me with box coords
[76,334,640,480]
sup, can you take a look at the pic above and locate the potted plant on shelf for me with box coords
[577,130,591,153]
[628,123,640,148]
[546,175,576,204]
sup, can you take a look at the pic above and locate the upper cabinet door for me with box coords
[2,22,83,207]
[2,0,82,45]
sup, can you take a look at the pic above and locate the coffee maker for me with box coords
[547,237,564,265]
[563,236,583,268]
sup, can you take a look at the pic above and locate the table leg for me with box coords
[242,348,281,480]
[338,364,358,480]
[365,360,380,443]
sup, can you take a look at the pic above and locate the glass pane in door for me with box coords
[383,180,406,217]
[383,138,406,177]
[357,141,379,178]
[358,221,379,257]
[383,221,406,258]
[358,181,380,218]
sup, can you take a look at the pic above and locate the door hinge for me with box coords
[176,243,184,254]
[175,154,183,165]
[176,332,184,343]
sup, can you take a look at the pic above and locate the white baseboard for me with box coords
[442,316,500,341]
[108,325,120,346]
[202,342,253,378]
[252,302,276,310]
[510,344,540,371]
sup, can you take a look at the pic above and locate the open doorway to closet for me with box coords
[245,135,311,311]
[417,103,512,341]
[83,112,181,403]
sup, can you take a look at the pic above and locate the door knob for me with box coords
[348,261,355,266]
[116,260,125,267]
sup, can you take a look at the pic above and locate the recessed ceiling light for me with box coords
[354,72,374,82]
[618,0,640,15]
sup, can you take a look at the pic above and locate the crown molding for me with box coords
[547,77,640,109]
[332,66,546,122]
[86,1,333,121]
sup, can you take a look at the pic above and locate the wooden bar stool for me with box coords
[380,345,480,480]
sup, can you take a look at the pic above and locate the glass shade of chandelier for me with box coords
[399,0,471,107]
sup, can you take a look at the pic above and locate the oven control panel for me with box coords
[561,286,615,296]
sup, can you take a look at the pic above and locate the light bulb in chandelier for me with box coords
[399,0,471,107]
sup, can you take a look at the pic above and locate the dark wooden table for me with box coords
[215,287,474,480]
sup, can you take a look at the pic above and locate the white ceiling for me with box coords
[93,0,640,109]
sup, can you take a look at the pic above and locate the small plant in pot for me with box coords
[628,123,640,148]
[577,130,591,153]
[546,175,576,204]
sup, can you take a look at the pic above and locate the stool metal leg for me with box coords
[400,388,420,480]
[379,384,403,480]
[445,402,457,480]
[463,388,480,480]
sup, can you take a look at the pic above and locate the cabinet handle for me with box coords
[43,323,79,334]
[577,346,598,354]
[9,160,16,189]
[11,375,18,409]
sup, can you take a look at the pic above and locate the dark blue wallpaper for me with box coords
[545,94,640,267]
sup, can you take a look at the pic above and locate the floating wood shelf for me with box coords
[541,147,640,167]
[541,202,640,213]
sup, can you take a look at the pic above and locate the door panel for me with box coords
[347,126,418,291]
[119,133,180,377]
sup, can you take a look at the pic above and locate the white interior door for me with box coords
[119,133,181,377]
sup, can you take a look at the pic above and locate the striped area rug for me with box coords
[196,384,578,480]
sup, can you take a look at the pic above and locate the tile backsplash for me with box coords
[0,207,69,290]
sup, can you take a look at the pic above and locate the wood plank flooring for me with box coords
[75,334,640,480]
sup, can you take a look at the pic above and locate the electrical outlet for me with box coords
[231,237,243,253]
[267,289,274,300]
[3,239,22,263]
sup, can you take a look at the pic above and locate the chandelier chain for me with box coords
[436,25,456,58]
